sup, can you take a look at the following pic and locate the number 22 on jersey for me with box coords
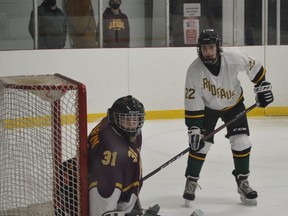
[185,88,195,99]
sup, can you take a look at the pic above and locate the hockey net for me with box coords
[0,74,88,216]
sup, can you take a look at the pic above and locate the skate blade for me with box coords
[240,195,257,206]
[184,199,191,208]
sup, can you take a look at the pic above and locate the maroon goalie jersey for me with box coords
[88,117,142,216]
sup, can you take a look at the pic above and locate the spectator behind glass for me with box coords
[98,0,130,48]
[29,0,67,49]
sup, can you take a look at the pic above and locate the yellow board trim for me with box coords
[88,106,288,123]
[145,110,184,120]
[4,107,288,129]
[4,114,77,129]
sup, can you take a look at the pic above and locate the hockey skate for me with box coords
[233,171,258,205]
[183,176,201,206]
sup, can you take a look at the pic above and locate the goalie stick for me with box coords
[142,103,258,181]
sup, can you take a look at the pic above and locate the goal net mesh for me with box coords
[0,74,87,216]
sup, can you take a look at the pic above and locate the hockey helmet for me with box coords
[108,95,145,138]
[197,29,222,64]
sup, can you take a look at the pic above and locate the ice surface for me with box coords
[89,116,288,216]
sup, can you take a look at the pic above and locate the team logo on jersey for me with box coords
[203,78,235,99]
[128,147,138,163]
[248,57,255,70]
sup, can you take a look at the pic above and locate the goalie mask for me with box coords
[197,29,222,65]
[108,95,145,139]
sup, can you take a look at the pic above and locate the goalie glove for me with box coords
[143,204,160,216]
[188,126,205,152]
[254,81,274,108]
[124,204,160,216]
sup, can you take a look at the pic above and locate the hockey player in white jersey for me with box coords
[183,29,273,206]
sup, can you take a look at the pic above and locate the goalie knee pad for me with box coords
[229,134,252,151]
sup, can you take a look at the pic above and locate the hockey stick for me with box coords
[142,103,258,181]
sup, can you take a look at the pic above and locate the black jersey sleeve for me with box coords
[251,66,266,85]
[185,109,205,129]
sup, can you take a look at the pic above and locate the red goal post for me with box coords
[0,74,88,216]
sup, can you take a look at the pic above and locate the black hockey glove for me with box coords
[188,126,205,152]
[143,204,160,216]
[254,81,274,108]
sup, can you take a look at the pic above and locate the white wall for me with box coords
[0,46,287,114]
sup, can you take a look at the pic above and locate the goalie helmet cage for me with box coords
[0,74,88,216]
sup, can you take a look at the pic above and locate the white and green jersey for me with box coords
[185,50,265,113]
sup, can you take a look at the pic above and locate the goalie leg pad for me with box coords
[102,210,126,216]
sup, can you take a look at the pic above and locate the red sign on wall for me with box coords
[183,19,199,45]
